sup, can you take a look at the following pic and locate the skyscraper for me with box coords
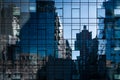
[97,0,120,79]
[98,0,120,64]
[0,1,21,60]
[18,0,60,59]
[75,25,92,62]
[75,25,92,80]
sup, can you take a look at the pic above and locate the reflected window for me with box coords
[114,9,120,16]
[97,8,105,18]
[115,31,120,39]
[115,19,120,29]
[30,3,36,12]
[21,3,29,12]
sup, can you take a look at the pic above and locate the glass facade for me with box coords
[97,0,120,63]
[2,0,120,80]
[18,1,56,58]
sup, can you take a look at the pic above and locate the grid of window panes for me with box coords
[1,0,120,80]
